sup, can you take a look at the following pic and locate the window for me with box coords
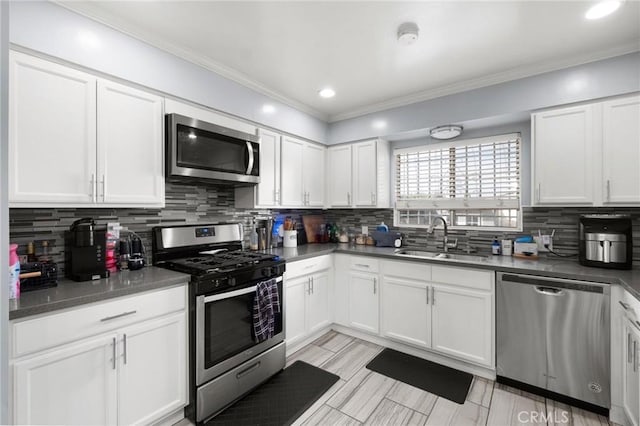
[394,133,521,230]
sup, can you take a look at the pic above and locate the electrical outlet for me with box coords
[361,225,368,235]
[534,235,553,252]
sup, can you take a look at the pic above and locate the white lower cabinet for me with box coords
[348,271,380,334]
[381,276,430,348]
[623,316,640,426]
[379,260,494,368]
[10,285,188,426]
[431,284,493,366]
[284,256,332,350]
[13,334,118,425]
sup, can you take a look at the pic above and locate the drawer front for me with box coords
[381,259,431,282]
[286,255,332,278]
[349,256,379,273]
[431,266,493,291]
[12,285,187,358]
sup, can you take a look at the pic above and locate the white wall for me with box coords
[9,1,328,143]
[328,52,640,144]
[0,1,9,422]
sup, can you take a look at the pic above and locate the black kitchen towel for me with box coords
[252,278,280,342]
[366,348,473,404]
[206,361,339,426]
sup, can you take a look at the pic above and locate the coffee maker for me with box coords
[579,214,633,270]
[65,218,109,281]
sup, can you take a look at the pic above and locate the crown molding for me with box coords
[328,42,640,122]
[53,2,329,122]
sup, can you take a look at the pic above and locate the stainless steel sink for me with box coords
[394,248,488,262]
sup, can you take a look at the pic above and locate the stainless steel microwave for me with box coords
[166,113,260,185]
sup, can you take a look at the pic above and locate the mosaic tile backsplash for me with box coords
[9,180,640,270]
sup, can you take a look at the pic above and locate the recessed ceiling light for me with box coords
[397,22,419,45]
[585,0,622,19]
[430,125,463,140]
[262,104,276,114]
[318,88,336,98]
[373,120,387,130]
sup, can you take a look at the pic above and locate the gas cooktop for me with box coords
[163,250,280,275]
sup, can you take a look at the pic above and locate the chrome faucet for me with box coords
[428,216,458,253]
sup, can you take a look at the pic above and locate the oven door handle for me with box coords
[246,141,255,175]
[203,276,282,303]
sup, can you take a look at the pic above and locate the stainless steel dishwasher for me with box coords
[496,272,610,411]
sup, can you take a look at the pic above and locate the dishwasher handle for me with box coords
[535,286,564,296]
[499,273,607,294]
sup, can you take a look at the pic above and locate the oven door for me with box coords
[167,113,260,185]
[195,276,284,386]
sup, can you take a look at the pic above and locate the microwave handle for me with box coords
[246,141,255,175]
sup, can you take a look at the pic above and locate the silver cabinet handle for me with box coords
[112,337,117,370]
[629,332,633,363]
[607,180,611,202]
[431,287,435,305]
[373,277,377,294]
[123,334,127,365]
[426,287,429,305]
[620,301,631,311]
[90,174,96,202]
[537,183,541,203]
[101,310,137,322]
[634,340,637,372]
[354,264,370,268]
[347,192,351,205]
[312,277,315,294]
[307,278,311,295]
[100,174,106,201]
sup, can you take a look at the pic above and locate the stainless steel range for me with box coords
[152,223,286,424]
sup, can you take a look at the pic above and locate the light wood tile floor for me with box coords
[291,331,612,426]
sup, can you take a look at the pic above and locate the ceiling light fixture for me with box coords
[397,22,419,45]
[585,0,622,19]
[318,88,336,98]
[430,125,463,140]
[262,104,276,114]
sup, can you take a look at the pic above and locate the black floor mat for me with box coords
[366,348,473,404]
[206,361,340,426]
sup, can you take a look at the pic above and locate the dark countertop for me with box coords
[9,266,190,320]
[271,243,640,300]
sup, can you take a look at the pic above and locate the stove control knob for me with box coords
[262,267,273,277]
[228,277,236,287]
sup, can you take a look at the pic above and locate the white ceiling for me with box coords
[58,1,640,122]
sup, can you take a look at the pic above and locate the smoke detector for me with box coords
[397,22,419,45]
[430,125,463,140]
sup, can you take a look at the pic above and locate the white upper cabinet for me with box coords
[327,145,353,207]
[97,80,164,206]
[602,95,640,205]
[280,135,305,206]
[9,51,97,205]
[326,139,390,208]
[532,104,595,205]
[256,129,282,207]
[9,51,165,208]
[303,142,325,207]
[164,98,256,135]
[532,93,640,207]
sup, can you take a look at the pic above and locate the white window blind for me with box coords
[394,133,521,230]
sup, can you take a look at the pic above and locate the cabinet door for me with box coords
[431,284,493,367]
[533,105,594,205]
[353,140,378,206]
[97,80,164,207]
[603,95,640,205]
[381,277,430,348]
[9,51,97,205]
[623,319,640,426]
[307,270,330,335]
[256,129,281,207]
[327,145,353,207]
[118,313,187,426]
[348,271,379,334]
[13,335,117,425]
[280,136,304,206]
[285,275,308,347]
[333,255,350,327]
[303,142,326,207]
